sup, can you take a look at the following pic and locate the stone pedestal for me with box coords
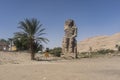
[61,52,78,59]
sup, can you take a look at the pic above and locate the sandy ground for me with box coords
[0,52,120,80]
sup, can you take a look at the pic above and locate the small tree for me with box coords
[49,47,62,57]
[13,33,29,51]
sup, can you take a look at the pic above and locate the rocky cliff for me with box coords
[77,33,120,52]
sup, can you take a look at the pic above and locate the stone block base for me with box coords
[61,53,78,59]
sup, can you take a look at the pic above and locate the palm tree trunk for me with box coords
[30,38,35,60]
[31,52,35,60]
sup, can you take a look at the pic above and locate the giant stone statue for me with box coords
[62,19,77,58]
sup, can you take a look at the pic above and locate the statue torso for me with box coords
[65,27,75,38]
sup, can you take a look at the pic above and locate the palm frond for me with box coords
[36,37,49,44]
[18,21,29,33]
[37,33,46,36]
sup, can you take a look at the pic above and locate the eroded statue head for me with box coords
[65,19,74,27]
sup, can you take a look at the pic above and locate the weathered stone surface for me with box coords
[62,19,77,58]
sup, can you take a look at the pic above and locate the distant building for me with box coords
[0,42,9,51]
[8,38,17,51]
[9,45,17,51]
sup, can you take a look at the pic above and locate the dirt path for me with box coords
[0,56,120,80]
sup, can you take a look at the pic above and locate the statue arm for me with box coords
[75,27,77,37]
[72,27,77,38]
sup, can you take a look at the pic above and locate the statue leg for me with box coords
[62,37,65,54]
[69,38,77,53]
[74,39,77,53]
[65,38,69,53]
[69,38,74,53]
[62,37,69,53]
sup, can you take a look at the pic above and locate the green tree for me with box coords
[17,18,49,60]
[49,47,62,57]
[0,39,9,44]
[13,32,29,51]
[33,41,43,53]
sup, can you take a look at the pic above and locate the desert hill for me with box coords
[77,32,120,52]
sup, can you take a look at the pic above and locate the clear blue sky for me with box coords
[0,0,120,48]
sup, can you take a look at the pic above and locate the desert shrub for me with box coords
[79,49,115,58]
[118,47,120,51]
[97,49,115,54]
[49,47,62,57]
[116,45,120,51]
[79,52,91,58]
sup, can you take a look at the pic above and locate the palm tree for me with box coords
[18,18,49,60]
